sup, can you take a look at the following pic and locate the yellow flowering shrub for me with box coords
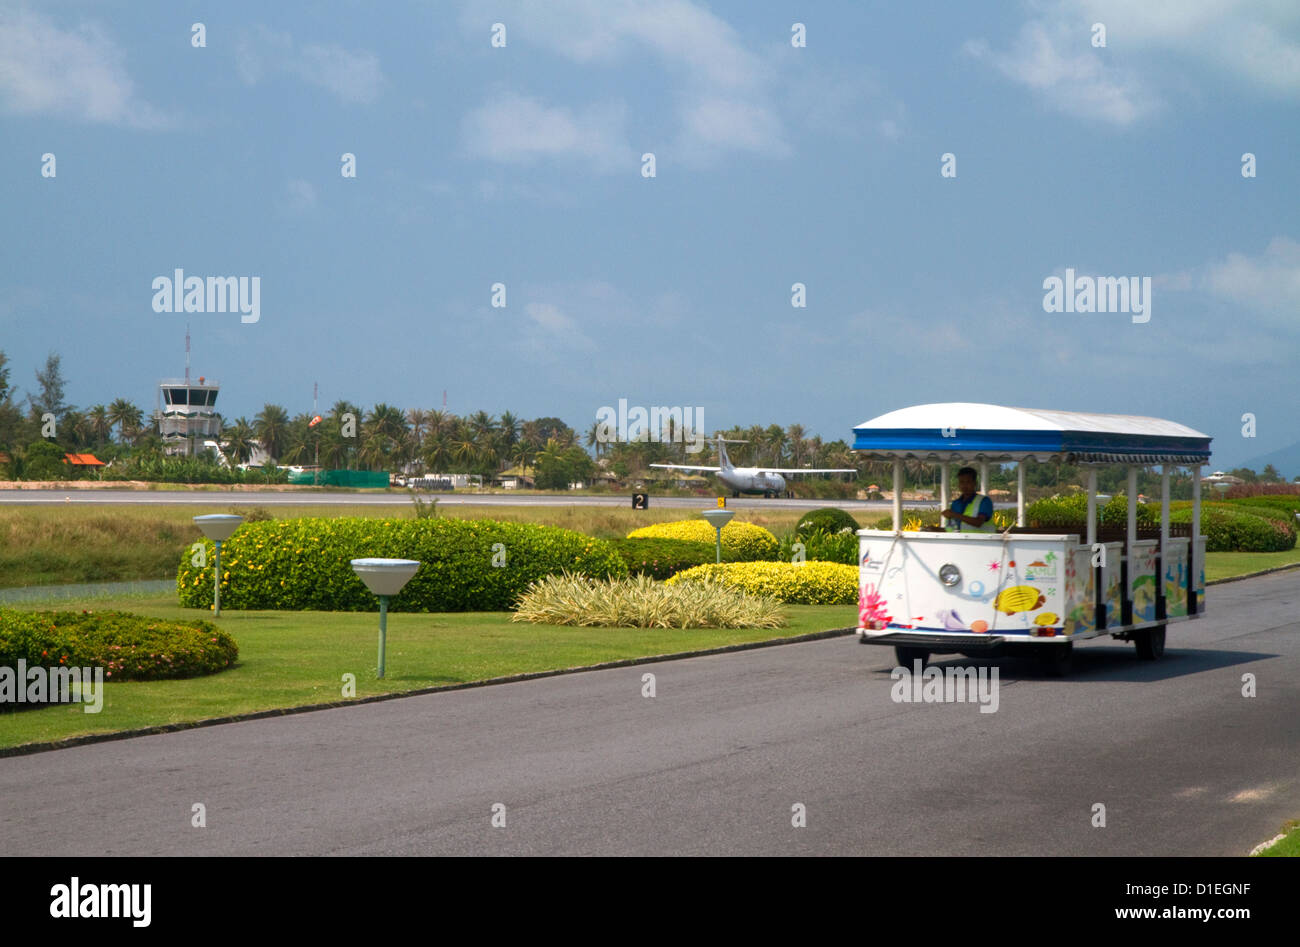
[667,560,858,604]
[627,519,778,561]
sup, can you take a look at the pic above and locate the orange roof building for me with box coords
[64,453,106,467]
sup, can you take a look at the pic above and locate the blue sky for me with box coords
[2,0,1297,469]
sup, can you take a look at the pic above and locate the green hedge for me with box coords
[778,528,858,565]
[869,509,942,530]
[177,518,627,612]
[1169,507,1295,552]
[1219,496,1300,521]
[795,507,859,538]
[607,537,738,579]
[0,609,237,682]
[1027,493,1155,527]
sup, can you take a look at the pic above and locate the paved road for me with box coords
[1,572,1295,855]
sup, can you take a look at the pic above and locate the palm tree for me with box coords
[498,411,520,454]
[426,409,454,440]
[423,433,452,474]
[87,404,111,447]
[406,409,429,452]
[586,420,603,458]
[108,398,142,444]
[279,413,316,465]
[510,439,537,471]
[60,409,89,449]
[786,424,806,467]
[360,403,409,470]
[765,424,787,467]
[222,418,256,465]
[254,404,290,462]
[451,427,482,473]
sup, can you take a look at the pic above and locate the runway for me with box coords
[0,488,1015,513]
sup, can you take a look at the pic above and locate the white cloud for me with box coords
[462,91,633,171]
[0,7,170,127]
[285,178,317,212]
[459,0,788,163]
[968,0,1300,124]
[964,22,1156,125]
[678,95,787,156]
[1073,0,1300,97]
[522,301,597,355]
[236,26,382,105]
[1202,236,1300,315]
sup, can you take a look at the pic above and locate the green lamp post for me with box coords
[193,514,243,617]
[700,508,735,564]
[350,558,421,678]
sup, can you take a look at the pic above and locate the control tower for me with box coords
[156,328,221,456]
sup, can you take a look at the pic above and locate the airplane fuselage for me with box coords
[717,467,787,495]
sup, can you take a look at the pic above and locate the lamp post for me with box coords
[700,508,734,564]
[350,558,421,678]
[193,514,242,617]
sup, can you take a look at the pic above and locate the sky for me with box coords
[2,0,1298,470]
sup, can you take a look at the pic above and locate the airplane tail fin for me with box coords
[715,436,747,470]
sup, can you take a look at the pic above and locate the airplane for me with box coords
[650,437,857,498]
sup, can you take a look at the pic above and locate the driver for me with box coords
[941,467,994,532]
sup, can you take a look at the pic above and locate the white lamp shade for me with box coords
[194,514,243,542]
[701,509,735,530]
[350,558,421,596]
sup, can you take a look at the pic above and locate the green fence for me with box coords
[287,469,389,487]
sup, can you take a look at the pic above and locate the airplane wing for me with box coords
[649,463,721,473]
[761,467,857,474]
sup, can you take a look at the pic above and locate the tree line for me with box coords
[1,349,1293,490]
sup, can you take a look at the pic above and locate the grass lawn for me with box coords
[1203,549,1300,582]
[0,595,856,751]
[1255,821,1300,857]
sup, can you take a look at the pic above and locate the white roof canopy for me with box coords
[851,403,1212,464]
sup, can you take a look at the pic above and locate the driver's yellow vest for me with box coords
[948,493,993,532]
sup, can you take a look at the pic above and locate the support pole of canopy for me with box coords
[979,462,988,495]
[1086,468,1098,547]
[1160,464,1171,549]
[1192,464,1202,610]
[892,459,903,532]
[1016,462,1025,527]
[1127,467,1138,552]
[939,462,949,517]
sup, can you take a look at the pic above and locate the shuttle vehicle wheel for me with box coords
[894,645,930,667]
[1134,624,1166,660]
[1037,642,1073,677]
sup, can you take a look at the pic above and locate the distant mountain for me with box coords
[1231,441,1300,481]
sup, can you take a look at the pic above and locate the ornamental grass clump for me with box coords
[511,572,786,629]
